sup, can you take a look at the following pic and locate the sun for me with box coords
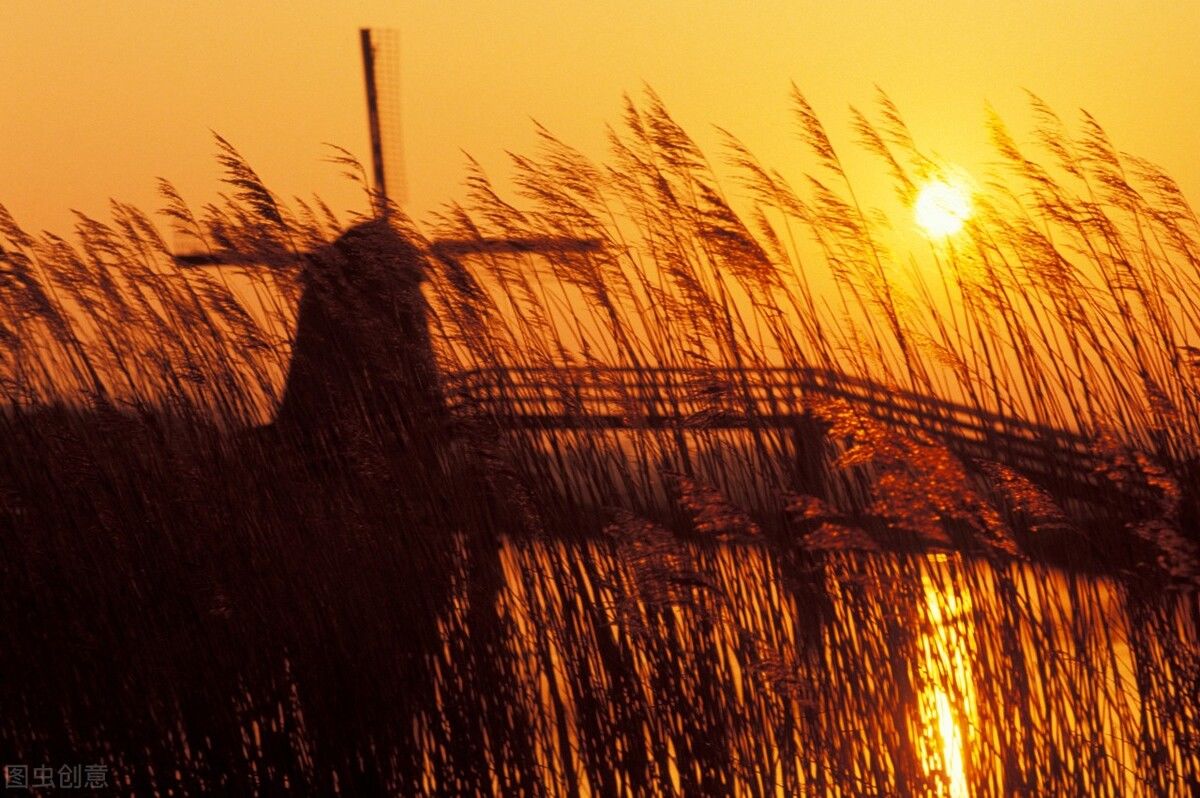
[914,176,973,239]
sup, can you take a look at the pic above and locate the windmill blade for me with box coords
[173,247,299,270]
[175,236,602,265]
[173,250,256,267]
[360,28,405,212]
[428,236,604,299]
[429,237,603,260]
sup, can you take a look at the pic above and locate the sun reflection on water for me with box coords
[917,560,975,797]
[465,536,1190,795]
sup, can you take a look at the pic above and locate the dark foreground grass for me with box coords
[1,90,1198,794]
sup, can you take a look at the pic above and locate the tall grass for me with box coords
[419,87,1200,575]
[425,88,1200,452]
[1,88,1198,793]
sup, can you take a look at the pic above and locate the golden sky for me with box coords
[3,1,1197,237]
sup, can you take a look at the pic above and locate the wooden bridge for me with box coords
[445,365,1145,511]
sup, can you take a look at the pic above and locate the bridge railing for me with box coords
[443,365,1120,497]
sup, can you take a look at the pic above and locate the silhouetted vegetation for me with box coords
[1,90,1197,794]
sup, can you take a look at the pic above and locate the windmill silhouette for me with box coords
[176,29,601,456]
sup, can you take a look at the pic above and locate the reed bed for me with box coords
[1,89,1198,794]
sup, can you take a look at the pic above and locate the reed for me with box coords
[1,89,1197,794]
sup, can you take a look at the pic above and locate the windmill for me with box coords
[173,29,600,448]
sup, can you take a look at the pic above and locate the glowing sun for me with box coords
[914,177,973,238]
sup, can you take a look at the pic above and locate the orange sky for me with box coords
[3,1,1198,238]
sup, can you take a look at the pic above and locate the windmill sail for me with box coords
[360,28,406,212]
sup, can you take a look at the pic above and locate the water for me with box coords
[4,411,1195,794]
[480,537,1197,796]
[3,518,1196,795]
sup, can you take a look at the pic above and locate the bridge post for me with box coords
[790,411,828,496]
